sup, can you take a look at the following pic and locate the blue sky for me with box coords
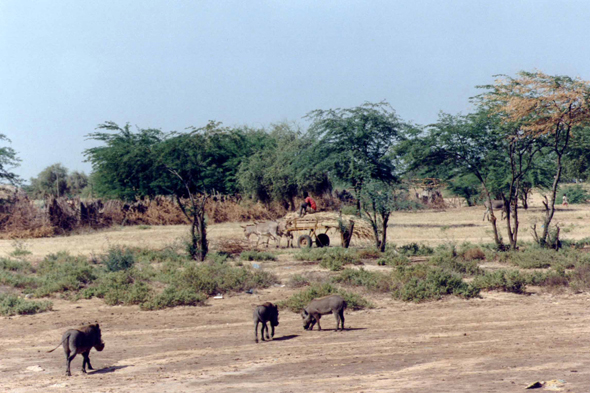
[2,0,590,180]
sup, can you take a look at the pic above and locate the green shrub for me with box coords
[398,243,434,256]
[392,267,478,302]
[472,270,527,294]
[430,255,482,276]
[294,248,361,271]
[0,270,39,290]
[279,283,373,313]
[101,247,136,272]
[35,252,97,297]
[377,254,410,267]
[0,294,53,316]
[500,247,578,269]
[569,264,590,292]
[240,251,277,261]
[140,286,207,310]
[557,184,590,204]
[169,262,279,296]
[332,268,393,292]
[288,274,311,288]
[208,252,230,264]
[82,270,152,306]
[0,258,33,273]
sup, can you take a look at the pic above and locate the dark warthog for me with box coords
[48,323,105,376]
[253,302,279,343]
[301,295,347,331]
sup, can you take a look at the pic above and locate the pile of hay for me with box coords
[282,212,374,240]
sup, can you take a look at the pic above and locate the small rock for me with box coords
[213,294,223,299]
[525,381,544,389]
[252,263,260,269]
[24,294,33,299]
[26,365,44,372]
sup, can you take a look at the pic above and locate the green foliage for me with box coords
[101,247,136,272]
[239,251,277,261]
[391,265,479,302]
[287,274,311,288]
[0,294,52,316]
[557,184,590,204]
[398,243,434,256]
[472,270,527,294]
[279,283,373,313]
[499,247,582,269]
[35,252,98,297]
[306,102,403,191]
[82,270,152,306]
[294,247,361,271]
[332,268,394,292]
[0,134,21,184]
[238,122,331,206]
[377,254,410,266]
[140,286,207,310]
[26,163,87,198]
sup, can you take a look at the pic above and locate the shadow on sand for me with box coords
[88,365,130,375]
[271,334,299,342]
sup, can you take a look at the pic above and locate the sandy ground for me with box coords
[2,201,590,392]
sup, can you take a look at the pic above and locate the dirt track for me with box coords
[2,282,590,392]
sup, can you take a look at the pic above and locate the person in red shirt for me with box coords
[299,192,317,217]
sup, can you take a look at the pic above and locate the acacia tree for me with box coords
[481,71,590,247]
[403,111,510,249]
[0,134,20,185]
[86,121,229,261]
[306,102,403,213]
[360,181,417,252]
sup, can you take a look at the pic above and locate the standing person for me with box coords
[299,192,317,217]
[562,193,569,207]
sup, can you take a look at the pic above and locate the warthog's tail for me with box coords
[47,336,68,353]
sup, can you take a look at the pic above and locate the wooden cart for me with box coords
[284,216,335,248]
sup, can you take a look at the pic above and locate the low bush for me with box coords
[0,258,33,273]
[82,269,152,306]
[500,247,581,269]
[101,247,136,272]
[332,268,394,292]
[377,254,410,267]
[288,274,311,288]
[0,294,53,316]
[397,243,434,256]
[240,251,277,261]
[392,266,479,302]
[472,270,527,294]
[140,286,207,310]
[279,283,373,313]
[35,252,98,297]
[294,248,362,271]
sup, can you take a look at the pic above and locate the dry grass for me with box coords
[2,192,589,258]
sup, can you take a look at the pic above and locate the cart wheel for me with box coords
[316,233,330,247]
[298,235,313,248]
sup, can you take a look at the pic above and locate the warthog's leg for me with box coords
[254,320,259,343]
[315,314,322,331]
[338,309,345,331]
[82,352,93,371]
[65,353,76,376]
[261,321,269,341]
[264,321,271,340]
[270,324,275,340]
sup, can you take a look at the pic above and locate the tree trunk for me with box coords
[340,220,355,248]
[379,213,390,252]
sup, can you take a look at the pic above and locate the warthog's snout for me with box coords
[95,342,105,351]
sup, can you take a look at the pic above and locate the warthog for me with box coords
[483,199,509,221]
[243,221,289,248]
[301,295,347,331]
[253,302,279,343]
[48,323,105,376]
